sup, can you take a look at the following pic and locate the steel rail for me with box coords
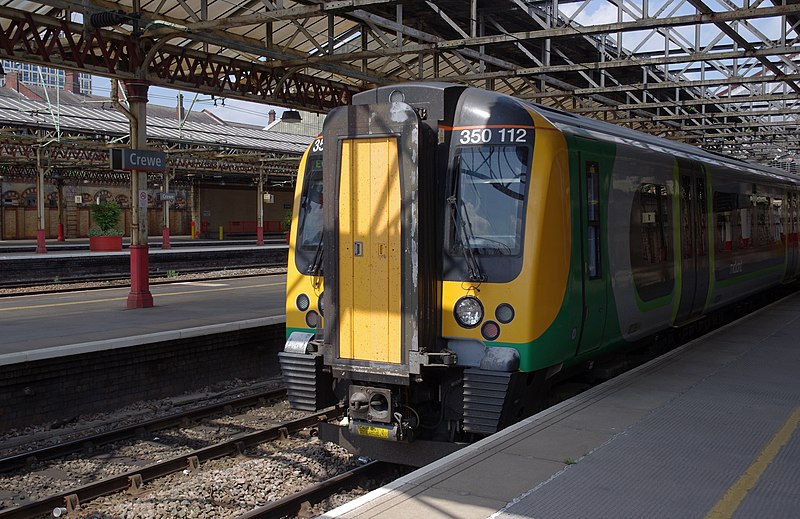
[0,388,287,474]
[237,460,386,519]
[0,262,288,293]
[0,406,344,519]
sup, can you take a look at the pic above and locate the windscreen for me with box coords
[294,154,323,273]
[451,145,529,256]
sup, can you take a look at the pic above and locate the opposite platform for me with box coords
[323,292,800,519]
[0,274,287,364]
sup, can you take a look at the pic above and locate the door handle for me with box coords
[354,241,364,257]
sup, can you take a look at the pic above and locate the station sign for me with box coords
[110,148,167,172]
[159,192,176,201]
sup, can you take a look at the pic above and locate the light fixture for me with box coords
[89,10,127,28]
[281,109,302,123]
[454,296,484,329]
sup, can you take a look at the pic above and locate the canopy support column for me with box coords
[126,80,154,309]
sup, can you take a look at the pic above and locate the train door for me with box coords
[321,102,434,379]
[576,156,608,354]
[337,136,403,364]
[787,191,800,280]
[673,160,710,324]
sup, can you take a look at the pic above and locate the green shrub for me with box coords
[90,201,123,236]
[282,210,292,231]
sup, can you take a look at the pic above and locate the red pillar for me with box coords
[125,80,153,309]
[57,223,64,242]
[257,226,264,246]
[162,227,171,249]
[36,229,46,254]
[127,245,153,308]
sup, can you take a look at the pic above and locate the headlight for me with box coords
[454,296,484,328]
[318,291,325,317]
[296,293,310,311]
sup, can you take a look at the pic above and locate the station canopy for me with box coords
[2,0,800,168]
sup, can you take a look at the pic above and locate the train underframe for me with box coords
[280,331,563,466]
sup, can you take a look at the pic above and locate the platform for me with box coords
[0,238,287,286]
[0,274,287,364]
[323,292,800,519]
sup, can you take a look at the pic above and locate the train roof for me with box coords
[520,97,798,185]
[356,82,797,186]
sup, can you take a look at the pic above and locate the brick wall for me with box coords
[0,324,285,432]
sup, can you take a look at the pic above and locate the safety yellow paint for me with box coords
[705,406,800,519]
[357,424,390,439]
[441,110,572,344]
[285,145,325,332]
[338,137,401,363]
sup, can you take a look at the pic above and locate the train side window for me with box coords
[737,194,753,249]
[773,197,784,244]
[630,183,674,301]
[713,191,736,252]
[696,177,707,256]
[752,193,771,248]
[586,162,601,279]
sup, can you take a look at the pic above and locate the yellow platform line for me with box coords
[705,405,800,519]
[0,282,283,312]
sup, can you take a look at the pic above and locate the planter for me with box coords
[90,235,123,252]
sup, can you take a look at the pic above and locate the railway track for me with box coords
[0,266,287,295]
[238,460,386,519]
[0,406,346,519]
[0,388,288,474]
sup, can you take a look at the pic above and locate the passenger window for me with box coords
[773,198,784,244]
[752,194,771,248]
[630,183,674,301]
[586,162,601,279]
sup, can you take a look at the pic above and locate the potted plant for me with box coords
[89,201,124,252]
[282,209,292,244]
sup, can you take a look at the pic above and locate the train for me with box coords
[278,82,800,465]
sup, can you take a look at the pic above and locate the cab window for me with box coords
[450,145,529,256]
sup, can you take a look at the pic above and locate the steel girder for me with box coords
[2,0,800,163]
[0,6,357,111]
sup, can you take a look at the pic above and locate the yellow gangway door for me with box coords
[338,137,402,364]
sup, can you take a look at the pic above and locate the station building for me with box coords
[0,65,319,241]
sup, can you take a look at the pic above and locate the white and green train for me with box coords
[279,83,799,465]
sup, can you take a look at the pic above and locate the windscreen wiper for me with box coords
[447,167,486,281]
[456,198,486,282]
[307,232,324,276]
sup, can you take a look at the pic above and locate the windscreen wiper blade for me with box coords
[447,194,485,282]
[307,233,324,275]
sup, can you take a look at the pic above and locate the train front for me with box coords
[280,84,566,465]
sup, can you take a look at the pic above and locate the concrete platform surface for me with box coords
[0,274,287,364]
[322,293,800,519]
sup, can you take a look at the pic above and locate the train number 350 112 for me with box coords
[459,128,529,144]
